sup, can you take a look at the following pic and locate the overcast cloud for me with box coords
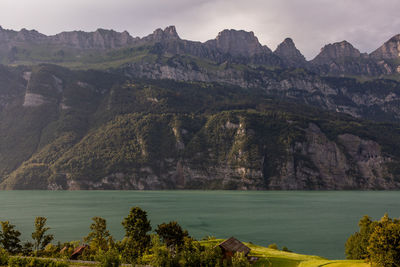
[0,0,399,59]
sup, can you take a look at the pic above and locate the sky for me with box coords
[0,0,399,59]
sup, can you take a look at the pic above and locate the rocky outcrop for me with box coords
[122,60,400,122]
[310,41,394,75]
[268,123,396,189]
[205,29,270,57]
[0,65,26,110]
[370,34,400,59]
[0,26,138,50]
[139,27,280,65]
[274,38,307,67]
[50,29,138,49]
[312,41,363,64]
[142,25,180,42]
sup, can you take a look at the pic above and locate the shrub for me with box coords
[96,249,121,267]
[268,243,278,250]
[0,247,8,265]
[231,252,250,267]
[8,257,68,267]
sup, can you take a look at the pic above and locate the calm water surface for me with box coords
[0,191,399,259]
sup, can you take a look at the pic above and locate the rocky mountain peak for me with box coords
[15,28,45,42]
[164,26,179,38]
[210,29,269,57]
[145,25,180,42]
[50,28,137,49]
[274,38,306,67]
[312,40,362,65]
[370,34,400,59]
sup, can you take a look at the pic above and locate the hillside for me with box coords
[201,240,368,267]
[0,64,400,189]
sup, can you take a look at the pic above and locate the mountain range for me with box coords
[0,26,400,190]
[1,25,399,76]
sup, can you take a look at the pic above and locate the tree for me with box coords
[345,215,376,259]
[0,221,22,254]
[122,207,152,242]
[31,217,54,253]
[121,207,152,262]
[155,221,188,251]
[367,214,400,267]
[84,217,111,251]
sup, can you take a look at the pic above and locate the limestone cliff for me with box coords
[370,34,400,59]
[122,60,400,122]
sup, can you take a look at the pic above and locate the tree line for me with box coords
[0,206,250,267]
[345,213,400,267]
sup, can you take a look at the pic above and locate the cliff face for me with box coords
[274,38,307,68]
[371,34,400,59]
[312,41,363,63]
[122,60,400,122]
[268,124,394,190]
[206,29,269,57]
[50,29,138,49]
[309,41,394,76]
[0,26,138,50]
[1,111,397,190]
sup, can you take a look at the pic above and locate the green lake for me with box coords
[0,191,399,259]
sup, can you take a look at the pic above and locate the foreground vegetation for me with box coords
[345,214,400,267]
[2,207,397,266]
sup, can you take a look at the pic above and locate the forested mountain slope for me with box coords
[0,64,400,189]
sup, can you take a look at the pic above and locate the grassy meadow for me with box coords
[201,239,369,267]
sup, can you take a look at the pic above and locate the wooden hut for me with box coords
[218,237,251,258]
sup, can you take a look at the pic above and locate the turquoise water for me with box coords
[0,191,399,259]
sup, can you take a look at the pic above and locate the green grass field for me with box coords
[200,239,369,267]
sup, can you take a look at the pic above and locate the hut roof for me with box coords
[70,245,88,259]
[60,246,68,254]
[218,237,251,255]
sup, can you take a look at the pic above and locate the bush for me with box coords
[8,257,68,267]
[0,247,8,265]
[268,243,278,250]
[231,252,250,267]
[96,249,121,267]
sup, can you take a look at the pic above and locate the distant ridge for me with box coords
[0,25,399,76]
